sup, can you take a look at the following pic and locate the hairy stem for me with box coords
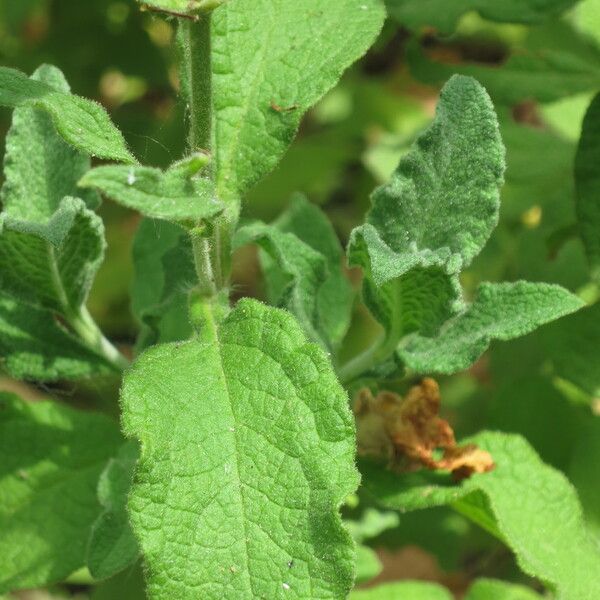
[69,307,130,371]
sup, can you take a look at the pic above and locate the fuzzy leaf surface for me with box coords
[387,0,578,32]
[0,393,122,592]
[399,282,583,374]
[211,0,385,201]
[361,432,600,600]
[131,218,195,350]
[0,65,99,223]
[0,293,115,381]
[261,195,354,350]
[348,75,505,284]
[87,442,139,580]
[575,91,600,278]
[0,197,105,314]
[79,161,222,223]
[122,299,358,599]
[0,66,135,164]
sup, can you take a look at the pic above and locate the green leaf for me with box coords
[399,282,583,375]
[131,218,195,350]
[210,0,386,202]
[350,581,453,600]
[575,92,600,279]
[263,195,354,350]
[0,393,122,592]
[0,66,135,164]
[387,0,578,33]
[354,545,382,585]
[465,579,543,600]
[347,75,504,364]
[87,442,140,580]
[349,75,505,286]
[122,299,359,599]
[79,155,223,223]
[361,431,600,600]
[0,64,99,223]
[235,196,353,351]
[544,303,600,396]
[0,196,105,314]
[407,24,600,105]
[0,293,115,381]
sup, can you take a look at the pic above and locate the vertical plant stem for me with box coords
[180,15,232,293]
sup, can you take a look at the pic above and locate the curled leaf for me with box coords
[354,379,494,479]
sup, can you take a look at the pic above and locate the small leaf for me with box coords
[399,282,584,374]
[350,581,453,600]
[87,442,140,580]
[235,196,353,351]
[0,66,135,164]
[575,92,600,279]
[262,195,354,350]
[137,0,221,17]
[0,196,105,314]
[387,0,579,33]
[0,293,116,381]
[122,299,359,599]
[1,64,100,223]
[209,0,386,201]
[79,157,223,223]
[0,393,122,592]
[354,545,382,585]
[131,218,195,351]
[361,432,600,600]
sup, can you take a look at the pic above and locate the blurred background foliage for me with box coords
[1,0,600,597]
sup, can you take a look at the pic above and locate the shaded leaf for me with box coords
[387,0,578,33]
[131,218,195,351]
[0,393,122,592]
[0,293,115,381]
[87,442,140,580]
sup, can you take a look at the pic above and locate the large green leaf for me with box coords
[575,91,600,279]
[387,0,578,33]
[0,196,105,314]
[87,442,140,580]
[361,432,600,600]
[235,196,353,351]
[122,299,359,599]
[79,155,223,223]
[0,393,122,592]
[131,218,195,350]
[399,282,583,374]
[0,64,99,223]
[0,293,115,381]
[209,0,386,202]
[0,66,135,164]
